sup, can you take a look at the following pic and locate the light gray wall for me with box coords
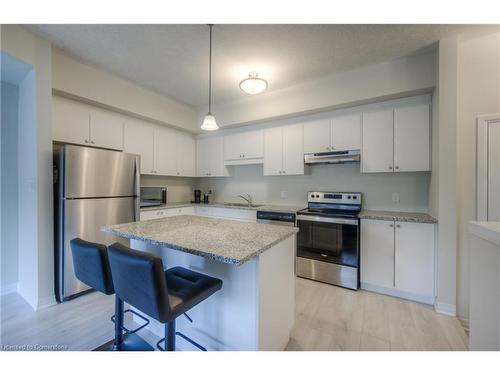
[203,51,435,127]
[1,81,19,290]
[456,28,500,320]
[197,164,430,212]
[140,175,196,203]
[2,25,54,310]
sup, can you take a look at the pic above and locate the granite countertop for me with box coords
[102,215,299,265]
[140,202,305,214]
[359,210,438,224]
[468,221,500,246]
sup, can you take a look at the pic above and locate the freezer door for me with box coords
[58,197,138,300]
[63,145,140,198]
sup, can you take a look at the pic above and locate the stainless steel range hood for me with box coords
[304,150,360,165]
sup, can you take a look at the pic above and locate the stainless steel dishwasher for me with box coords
[256,211,296,226]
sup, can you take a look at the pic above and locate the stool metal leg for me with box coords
[113,297,124,349]
[166,321,176,351]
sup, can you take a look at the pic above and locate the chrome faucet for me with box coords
[237,194,253,206]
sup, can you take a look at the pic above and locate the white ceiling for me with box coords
[28,24,471,108]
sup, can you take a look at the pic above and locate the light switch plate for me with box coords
[392,193,400,203]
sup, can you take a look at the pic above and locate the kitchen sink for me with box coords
[223,203,263,208]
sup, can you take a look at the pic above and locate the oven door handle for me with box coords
[297,215,358,226]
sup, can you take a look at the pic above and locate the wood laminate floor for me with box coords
[0,277,468,351]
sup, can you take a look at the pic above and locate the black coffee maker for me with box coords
[194,189,202,204]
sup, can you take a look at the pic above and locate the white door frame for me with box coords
[477,114,500,220]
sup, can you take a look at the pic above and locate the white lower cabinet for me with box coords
[360,219,395,289]
[360,218,435,304]
[140,206,195,221]
[194,206,256,222]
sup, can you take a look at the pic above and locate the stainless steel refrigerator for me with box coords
[54,145,140,302]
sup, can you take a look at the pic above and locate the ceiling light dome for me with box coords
[239,72,268,95]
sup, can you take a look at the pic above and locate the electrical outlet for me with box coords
[281,191,288,199]
[392,193,400,203]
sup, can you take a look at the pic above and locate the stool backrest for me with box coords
[70,238,114,295]
[107,242,170,322]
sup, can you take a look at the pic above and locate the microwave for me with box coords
[140,187,167,207]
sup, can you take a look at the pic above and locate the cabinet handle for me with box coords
[90,140,95,144]
[396,224,401,228]
[389,224,394,227]
[84,140,89,143]
[283,171,286,174]
[395,166,399,170]
[389,166,393,170]
[326,147,330,150]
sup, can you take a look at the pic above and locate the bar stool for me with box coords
[70,238,153,351]
[107,242,223,351]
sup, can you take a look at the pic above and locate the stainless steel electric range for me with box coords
[296,191,362,290]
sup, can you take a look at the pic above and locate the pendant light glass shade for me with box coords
[239,72,268,95]
[201,112,218,131]
[201,25,219,131]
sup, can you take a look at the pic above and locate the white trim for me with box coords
[477,113,500,221]
[361,282,435,305]
[434,301,457,316]
[0,283,19,296]
[36,295,57,311]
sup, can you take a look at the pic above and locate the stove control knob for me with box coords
[347,195,351,199]
[316,194,320,198]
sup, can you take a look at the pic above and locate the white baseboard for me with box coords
[37,294,57,311]
[0,283,19,296]
[361,282,435,305]
[434,301,457,316]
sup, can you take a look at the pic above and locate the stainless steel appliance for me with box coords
[54,145,140,302]
[257,211,296,226]
[296,192,362,290]
[140,186,167,207]
[304,149,360,165]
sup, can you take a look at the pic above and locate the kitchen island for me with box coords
[102,215,298,351]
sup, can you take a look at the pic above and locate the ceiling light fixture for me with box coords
[239,72,268,95]
[201,24,219,131]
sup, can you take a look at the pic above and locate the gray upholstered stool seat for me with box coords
[70,238,152,351]
[107,242,223,351]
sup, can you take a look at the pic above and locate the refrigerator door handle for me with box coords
[134,155,141,221]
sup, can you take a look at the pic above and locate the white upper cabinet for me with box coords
[89,107,124,150]
[223,129,264,163]
[361,109,394,173]
[176,132,196,177]
[331,114,361,151]
[264,124,304,176]
[123,119,154,174]
[394,104,430,172]
[282,124,305,175]
[303,115,361,154]
[303,119,331,154]
[53,96,124,150]
[196,136,229,177]
[361,104,431,173]
[53,96,91,146]
[154,126,177,176]
[263,127,283,175]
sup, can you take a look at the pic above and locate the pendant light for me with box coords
[201,24,219,131]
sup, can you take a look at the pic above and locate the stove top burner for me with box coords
[298,207,360,219]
